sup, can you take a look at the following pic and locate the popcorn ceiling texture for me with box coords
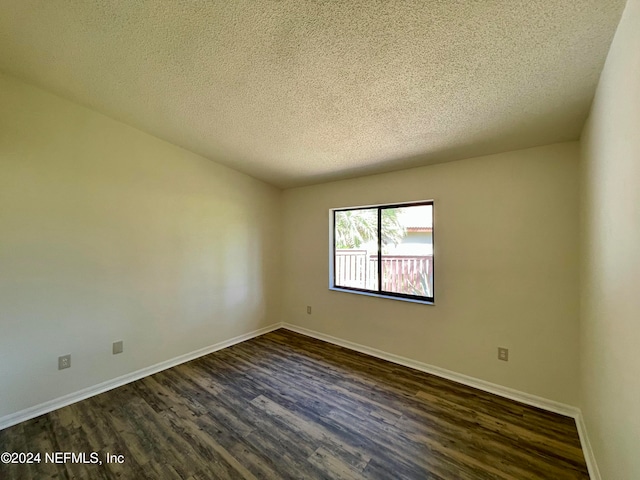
[0,0,626,187]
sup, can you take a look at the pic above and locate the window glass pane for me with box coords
[380,205,433,297]
[334,208,378,290]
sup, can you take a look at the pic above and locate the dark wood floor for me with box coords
[0,329,588,479]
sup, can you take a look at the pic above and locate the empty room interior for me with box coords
[0,1,638,479]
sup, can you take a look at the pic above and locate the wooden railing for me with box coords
[335,250,433,296]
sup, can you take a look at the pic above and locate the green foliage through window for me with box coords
[334,209,405,249]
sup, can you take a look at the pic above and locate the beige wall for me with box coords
[282,143,580,405]
[579,0,640,477]
[0,74,281,419]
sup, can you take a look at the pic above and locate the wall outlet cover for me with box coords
[113,340,123,355]
[58,354,71,370]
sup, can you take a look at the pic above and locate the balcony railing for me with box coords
[335,250,433,297]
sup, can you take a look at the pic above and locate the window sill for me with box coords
[329,287,435,305]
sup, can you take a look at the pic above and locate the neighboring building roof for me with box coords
[399,205,433,230]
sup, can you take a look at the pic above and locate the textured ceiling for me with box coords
[0,1,626,188]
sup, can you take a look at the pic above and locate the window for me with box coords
[331,201,434,303]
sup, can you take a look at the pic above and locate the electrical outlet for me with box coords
[307,306,312,314]
[113,340,123,355]
[58,354,71,370]
[498,347,509,362]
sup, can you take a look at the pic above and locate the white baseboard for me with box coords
[575,411,601,480]
[282,323,601,478]
[282,323,579,417]
[1,321,600,479]
[0,323,281,431]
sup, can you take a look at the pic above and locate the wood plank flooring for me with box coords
[0,329,589,479]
